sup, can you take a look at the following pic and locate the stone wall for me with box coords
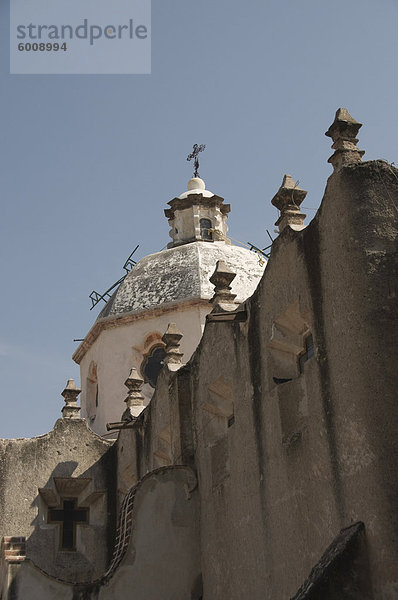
[0,418,116,584]
[5,466,201,600]
[1,157,397,599]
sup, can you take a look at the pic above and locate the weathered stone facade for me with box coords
[0,110,397,599]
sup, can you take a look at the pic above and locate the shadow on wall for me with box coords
[26,453,116,584]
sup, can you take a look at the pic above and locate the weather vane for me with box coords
[187,143,206,178]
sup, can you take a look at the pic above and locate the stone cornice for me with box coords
[164,193,230,220]
[72,297,211,365]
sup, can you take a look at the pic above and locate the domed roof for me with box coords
[98,241,265,319]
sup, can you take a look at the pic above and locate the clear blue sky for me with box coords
[0,0,397,438]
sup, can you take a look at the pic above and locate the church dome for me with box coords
[98,241,265,319]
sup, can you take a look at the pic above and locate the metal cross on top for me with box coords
[187,143,206,178]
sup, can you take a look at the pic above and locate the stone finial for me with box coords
[271,174,307,233]
[325,108,365,172]
[121,367,145,422]
[162,323,183,371]
[61,379,81,419]
[209,260,237,311]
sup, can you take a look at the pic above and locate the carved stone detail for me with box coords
[325,107,365,172]
[122,368,145,422]
[271,174,307,232]
[209,260,237,311]
[61,379,81,419]
[162,323,183,371]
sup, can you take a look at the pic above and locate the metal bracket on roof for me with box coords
[123,245,140,273]
[248,229,274,259]
[89,245,140,310]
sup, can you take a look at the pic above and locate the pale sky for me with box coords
[0,0,397,438]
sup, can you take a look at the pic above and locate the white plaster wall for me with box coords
[80,303,207,437]
[171,207,196,244]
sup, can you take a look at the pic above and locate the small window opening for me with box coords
[299,334,314,374]
[228,415,235,427]
[142,346,166,388]
[200,218,213,241]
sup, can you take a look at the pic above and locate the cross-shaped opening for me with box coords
[48,498,89,550]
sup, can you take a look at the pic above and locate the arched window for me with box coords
[141,346,166,388]
[200,218,213,241]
